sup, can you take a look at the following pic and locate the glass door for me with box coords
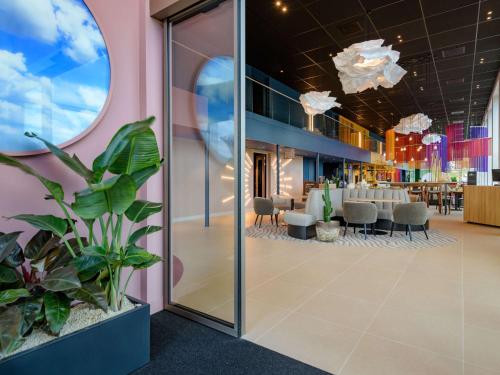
[165,0,245,336]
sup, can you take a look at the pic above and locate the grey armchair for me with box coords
[343,202,378,240]
[391,202,429,241]
[253,197,280,228]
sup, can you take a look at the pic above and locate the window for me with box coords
[0,0,110,154]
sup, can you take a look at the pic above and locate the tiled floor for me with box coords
[172,211,500,375]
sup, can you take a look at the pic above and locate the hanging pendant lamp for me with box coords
[299,91,341,116]
[332,39,407,94]
[394,113,432,135]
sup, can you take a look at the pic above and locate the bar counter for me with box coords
[464,186,500,227]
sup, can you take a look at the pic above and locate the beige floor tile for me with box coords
[465,300,500,332]
[464,364,500,375]
[242,298,293,341]
[247,278,317,310]
[340,334,463,375]
[257,312,362,374]
[356,248,416,272]
[275,259,351,288]
[385,271,462,318]
[367,305,463,359]
[465,324,500,371]
[297,291,378,331]
[324,264,402,304]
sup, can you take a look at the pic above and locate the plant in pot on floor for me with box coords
[315,179,340,242]
[0,116,162,362]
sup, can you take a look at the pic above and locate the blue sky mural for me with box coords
[0,0,110,153]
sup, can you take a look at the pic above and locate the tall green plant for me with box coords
[322,179,333,222]
[0,117,163,313]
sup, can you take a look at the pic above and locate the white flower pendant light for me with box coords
[299,91,341,116]
[333,39,407,94]
[422,133,442,145]
[394,113,432,135]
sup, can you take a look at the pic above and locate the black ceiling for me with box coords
[246,0,500,136]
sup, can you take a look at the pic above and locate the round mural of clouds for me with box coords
[0,0,110,154]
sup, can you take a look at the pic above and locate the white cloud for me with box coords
[78,86,107,110]
[0,0,58,43]
[52,0,105,64]
[0,0,106,64]
[0,49,107,151]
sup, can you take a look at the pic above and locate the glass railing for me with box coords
[246,76,385,154]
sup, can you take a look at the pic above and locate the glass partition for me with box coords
[166,0,244,336]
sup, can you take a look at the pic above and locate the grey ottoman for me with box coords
[284,212,317,240]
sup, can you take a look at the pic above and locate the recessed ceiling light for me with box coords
[275,0,281,6]
[487,10,493,15]
[329,53,333,57]
[476,84,480,88]
[413,71,417,76]
[282,6,287,12]
[419,86,424,91]
[280,69,284,73]
[487,16,492,20]
[397,35,402,38]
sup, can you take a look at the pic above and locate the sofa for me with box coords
[305,188,433,230]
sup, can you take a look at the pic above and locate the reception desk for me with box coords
[464,186,500,227]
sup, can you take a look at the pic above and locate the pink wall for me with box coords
[0,0,166,313]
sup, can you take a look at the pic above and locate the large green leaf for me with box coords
[11,215,68,238]
[0,306,25,355]
[109,128,160,175]
[19,299,42,336]
[123,246,161,269]
[129,225,162,245]
[24,133,94,183]
[0,232,22,263]
[40,267,81,292]
[72,175,137,218]
[0,265,18,284]
[24,230,60,260]
[43,292,70,335]
[45,238,85,272]
[0,289,31,305]
[71,189,107,219]
[81,246,106,257]
[66,283,108,312]
[125,200,162,223]
[130,162,162,189]
[0,153,64,201]
[71,256,107,282]
[2,242,24,268]
[92,116,155,182]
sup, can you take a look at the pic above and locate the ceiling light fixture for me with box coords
[280,69,284,73]
[419,86,424,91]
[275,0,281,6]
[422,133,442,145]
[299,91,341,116]
[332,39,406,94]
[393,113,432,134]
[282,6,287,12]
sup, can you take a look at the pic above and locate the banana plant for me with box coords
[0,230,107,357]
[0,116,163,315]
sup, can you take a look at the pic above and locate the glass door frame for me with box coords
[163,0,245,337]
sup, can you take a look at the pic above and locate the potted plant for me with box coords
[315,179,340,242]
[0,117,162,374]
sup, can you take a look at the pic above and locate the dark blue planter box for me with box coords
[0,297,150,375]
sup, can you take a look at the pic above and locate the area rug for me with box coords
[246,224,457,249]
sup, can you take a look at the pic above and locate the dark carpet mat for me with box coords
[133,311,330,375]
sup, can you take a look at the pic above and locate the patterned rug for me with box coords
[246,224,457,249]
